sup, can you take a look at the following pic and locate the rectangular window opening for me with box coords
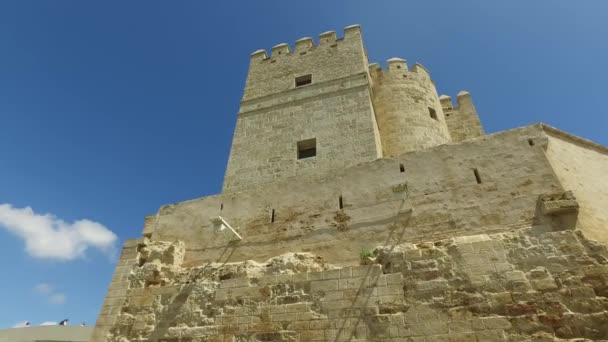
[270,209,275,223]
[528,139,535,146]
[339,195,344,210]
[429,107,438,120]
[473,168,482,184]
[220,203,223,211]
[399,163,405,173]
[295,74,312,87]
[297,138,316,159]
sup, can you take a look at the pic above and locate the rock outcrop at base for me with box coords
[103,228,608,341]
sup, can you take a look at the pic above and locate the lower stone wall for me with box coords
[95,226,608,342]
[90,239,142,342]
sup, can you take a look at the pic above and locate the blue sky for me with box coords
[0,0,606,328]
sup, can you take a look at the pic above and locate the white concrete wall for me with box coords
[0,326,92,342]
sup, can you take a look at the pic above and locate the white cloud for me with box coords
[0,203,117,260]
[40,321,57,326]
[12,321,29,328]
[48,293,67,305]
[33,283,67,305]
[34,283,53,295]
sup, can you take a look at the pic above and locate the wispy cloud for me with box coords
[33,283,67,305]
[0,203,117,260]
[40,321,57,326]
[33,283,53,295]
[12,321,29,328]
[48,293,67,305]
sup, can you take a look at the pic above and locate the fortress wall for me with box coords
[370,60,452,156]
[103,228,608,342]
[90,238,142,342]
[543,126,608,245]
[149,125,564,266]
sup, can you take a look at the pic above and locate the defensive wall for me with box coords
[147,124,567,266]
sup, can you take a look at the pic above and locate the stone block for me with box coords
[505,270,527,282]
[311,279,339,292]
[531,277,558,292]
[340,267,353,279]
[385,272,403,285]
[448,332,477,342]
[570,286,596,298]
[482,316,512,330]
[322,269,341,280]
[539,191,579,215]
[475,329,506,341]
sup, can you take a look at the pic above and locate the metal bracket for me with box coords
[210,216,242,241]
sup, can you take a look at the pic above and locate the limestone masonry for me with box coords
[92,25,608,342]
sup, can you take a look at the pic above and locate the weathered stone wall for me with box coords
[441,92,484,143]
[94,226,608,342]
[91,238,142,342]
[544,126,608,246]
[148,125,563,267]
[370,59,451,156]
[223,25,382,192]
[223,74,381,192]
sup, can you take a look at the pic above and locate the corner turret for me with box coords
[370,58,451,156]
[440,91,484,142]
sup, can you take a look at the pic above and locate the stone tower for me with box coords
[223,25,382,192]
[92,26,608,342]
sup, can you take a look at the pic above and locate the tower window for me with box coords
[295,74,312,87]
[429,107,438,120]
[297,138,316,159]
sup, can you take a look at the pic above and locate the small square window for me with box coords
[429,107,438,120]
[295,74,312,87]
[297,138,316,159]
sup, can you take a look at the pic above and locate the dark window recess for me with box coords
[400,163,405,173]
[528,139,535,146]
[473,168,482,184]
[339,196,344,210]
[429,107,438,120]
[295,74,312,87]
[220,203,223,211]
[297,138,317,159]
[270,209,275,223]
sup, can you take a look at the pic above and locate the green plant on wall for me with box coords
[360,249,373,259]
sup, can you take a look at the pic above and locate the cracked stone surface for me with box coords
[99,228,608,342]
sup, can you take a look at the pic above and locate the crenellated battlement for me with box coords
[242,25,367,102]
[440,91,484,142]
[248,25,362,61]
[440,91,473,112]
[368,58,432,86]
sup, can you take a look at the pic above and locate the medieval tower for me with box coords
[92,26,608,342]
